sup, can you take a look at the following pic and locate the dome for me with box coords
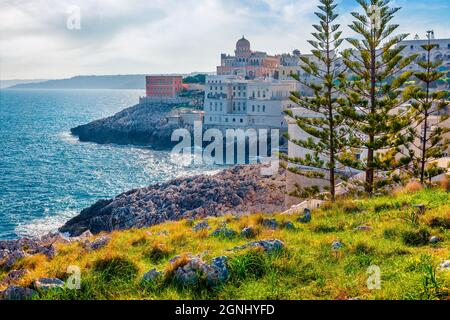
[236,36,250,50]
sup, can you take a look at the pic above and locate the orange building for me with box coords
[217,36,280,79]
[146,75,183,98]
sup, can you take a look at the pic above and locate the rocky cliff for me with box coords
[71,102,188,149]
[59,165,287,236]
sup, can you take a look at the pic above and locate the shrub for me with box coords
[92,256,139,283]
[404,181,423,194]
[383,227,399,240]
[341,202,362,214]
[401,228,430,246]
[228,249,267,280]
[353,242,375,255]
[427,216,450,230]
[440,174,450,191]
[144,242,172,263]
[313,223,344,233]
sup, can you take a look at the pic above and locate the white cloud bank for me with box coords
[0,0,448,79]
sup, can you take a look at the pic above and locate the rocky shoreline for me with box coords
[59,164,287,236]
[71,102,189,149]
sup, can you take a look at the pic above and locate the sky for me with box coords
[1,0,449,80]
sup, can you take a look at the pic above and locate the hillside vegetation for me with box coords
[2,188,449,300]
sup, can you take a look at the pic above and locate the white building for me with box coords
[399,37,450,72]
[203,75,297,131]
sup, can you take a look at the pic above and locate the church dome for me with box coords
[236,36,250,50]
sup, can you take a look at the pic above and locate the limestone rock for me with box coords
[240,226,256,238]
[59,165,287,236]
[356,225,372,231]
[262,219,278,229]
[0,286,38,300]
[232,239,285,253]
[89,235,111,250]
[297,208,312,223]
[171,256,229,287]
[211,227,237,239]
[193,221,209,232]
[34,278,65,292]
[440,260,450,271]
[331,240,344,250]
[429,236,443,244]
[1,269,30,286]
[142,268,162,283]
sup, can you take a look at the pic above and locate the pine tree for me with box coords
[339,0,418,195]
[284,0,347,201]
[404,31,449,184]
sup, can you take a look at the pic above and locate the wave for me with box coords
[57,131,79,144]
[15,210,78,238]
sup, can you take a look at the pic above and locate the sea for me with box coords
[0,89,221,240]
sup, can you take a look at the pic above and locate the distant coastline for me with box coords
[3,72,213,90]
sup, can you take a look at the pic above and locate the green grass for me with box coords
[3,188,450,300]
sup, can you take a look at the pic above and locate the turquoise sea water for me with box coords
[0,89,220,240]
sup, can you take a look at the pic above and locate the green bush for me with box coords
[93,256,139,283]
[401,228,430,247]
[228,250,268,280]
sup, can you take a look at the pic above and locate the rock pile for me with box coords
[60,165,287,236]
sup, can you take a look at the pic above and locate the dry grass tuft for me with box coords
[440,174,450,191]
[404,181,424,194]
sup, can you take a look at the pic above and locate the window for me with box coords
[233,118,236,122]
[262,105,266,112]
[240,119,243,123]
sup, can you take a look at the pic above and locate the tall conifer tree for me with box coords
[404,31,449,183]
[284,0,347,201]
[339,0,418,195]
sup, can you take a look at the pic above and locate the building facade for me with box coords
[146,75,183,98]
[399,38,450,72]
[203,75,296,131]
[217,37,280,79]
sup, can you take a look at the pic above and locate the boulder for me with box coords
[0,286,38,300]
[211,227,237,239]
[142,268,162,283]
[429,236,443,244]
[297,208,312,223]
[193,221,210,232]
[1,269,30,285]
[440,260,450,271]
[232,239,285,253]
[0,250,28,270]
[240,226,256,238]
[171,256,229,287]
[355,225,372,231]
[34,278,65,292]
[331,240,344,250]
[262,219,279,229]
[282,221,296,230]
[89,235,111,250]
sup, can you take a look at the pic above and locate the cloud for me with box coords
[0,0,449,79]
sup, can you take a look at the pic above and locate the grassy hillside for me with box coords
[3,188,450,300]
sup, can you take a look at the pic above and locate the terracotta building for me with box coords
[146,75,183,98]
[217,36,280,79]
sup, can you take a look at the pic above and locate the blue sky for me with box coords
[1,0,449,79]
